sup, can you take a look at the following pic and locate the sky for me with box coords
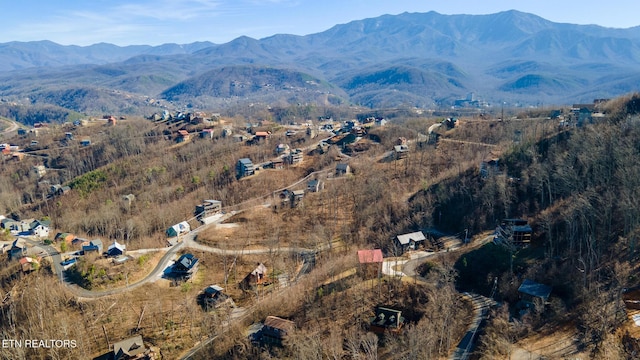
[2,0,638,46]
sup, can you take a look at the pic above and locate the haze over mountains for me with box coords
[1,10,639,114]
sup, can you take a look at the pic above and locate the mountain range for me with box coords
[1,10,640,115]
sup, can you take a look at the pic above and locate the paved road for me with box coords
[450,293,496,360]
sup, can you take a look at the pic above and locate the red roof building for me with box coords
[357,249,383,264]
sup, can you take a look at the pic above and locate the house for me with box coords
[166,221,191,237]
[394,144,409,160]
[1,218,21,232]
[106,116,118,126]
[275,143,290,155]
[395,231,426,253]
[357,249,383,264]
[112,335,146,360]
[71,237,87,249]
[495,219,532,247]
[200,128,214,139]
[285,149,303,165]
[50,185,71,196]
[306,179,323,193]
[201,285,231,309]
[518,279,551,313]
[107,241,126,257]
[261,316,295,346]
[266,158,285,170]
[9,239,27,260]
[357,249,383,278]
[240,263,269,290]
[236,158,255,178]
[30,221,49,238]
[172,253,199,279]
[55,232,75,245]
[370,307,404,334]
[80,138,91,147]
[176,130,191,143]
[195,200,222,220]
[82,239,103,254]
[222,128,233,137]
[279,189,304,208]
[254,131,271,141]
[19,256,40,273]
[335,163,351,176]
[32,165,46,178]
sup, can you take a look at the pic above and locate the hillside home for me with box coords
[9,239,27,260]
[335,163,351,176]
[112,335,146,360]
[200,128,214,139]
[166,221,191,237]
[19,256,40,273]
[261,316,295,346]
[285,149,303,165]
[370,307,404,334]
[395,231,426,253]
[71,237,87,249]
[107,241,126,257]
[394,144,409,160]
[518,279,551,314]
[357,249,383,278]
[55,232,75,245]
[195,200,222,220]
[495,219,532,248]
[240,263,269,290]
[80,138,91,146]
[279,189,304,208]
[275,143,289,155]
[236,158,255,178]
[176,130,190,143]
[254,131,271,142]
[172,253,199,279]
[82,239,103,254]
[306,179,323,193]
[201,285,231,309]
[30,221,49,238]
[266,158,285,170]
[32,165,46,178]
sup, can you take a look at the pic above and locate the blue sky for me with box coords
[2,0,638,46]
